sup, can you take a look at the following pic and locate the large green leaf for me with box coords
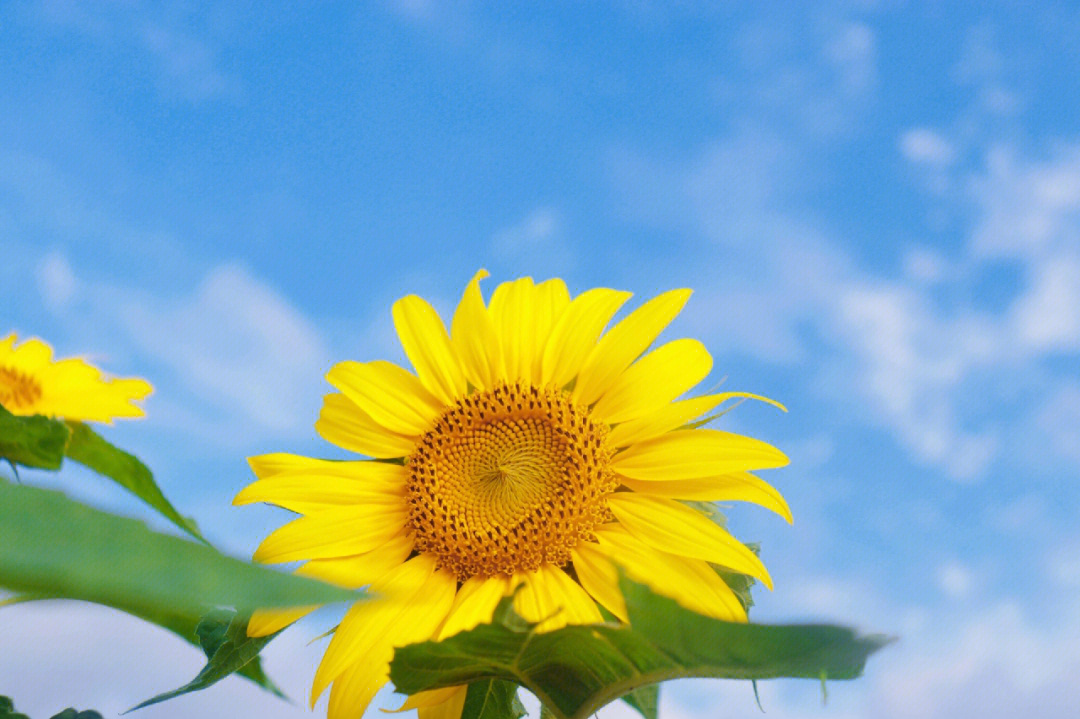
[63,422,205,542]
[129,609,283,711]
[0,407,69,470]
[0,480,360,620]
[390,576,892,719]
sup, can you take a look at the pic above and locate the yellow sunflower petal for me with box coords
[436,574,512,640]
[540,288,632,388]
[248,533,417,638]
[417,687,468,719]
[593,525,747,622]
[607,493,772,588]
[393,295,469,405]
[619,471,793,523]
[512,564,603,632]
[573,288,692,406]
[590,339,712,425]
[247,454,408,483]
[247,605,318,637]
[326,360,443,437]
[232,472,405,514]
[246,452,343,478]
[607,392,785,448]
[315,393,417,458]
[252,500,407,563]
[451,269,504,390]
[299,531,415,588]
[612,428,789,480]
[489,277,536,383]
[7,336,53,369]
[528,278,571,383]
[396,686,467,712]
[570,542,628,622]
[312,556,454,708]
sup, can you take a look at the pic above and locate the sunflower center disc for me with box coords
[0,366,42,411]
[406,382,616,580]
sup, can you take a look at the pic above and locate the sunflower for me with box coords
[235,271,791,719]
[0,334,151,422]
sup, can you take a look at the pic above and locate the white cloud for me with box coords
[1009,253,1080,353]
[970,146,1080,260]
[937,561,975,599]
[37,0,235,102]
[900,129,957,167]
[826,22,877,95]
[493,206,561,249]
[36,250,78,311]
[902,247,948,283]
[1036,382,1080,467]
[612,124,1080,479]
[1046,538,1080,587]
[119,264,332,436]
[871,600,1080,719]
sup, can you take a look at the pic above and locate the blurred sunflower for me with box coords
[235,271,791,719]
[0,334,151,422]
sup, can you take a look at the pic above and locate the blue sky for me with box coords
[3,2,1080,718]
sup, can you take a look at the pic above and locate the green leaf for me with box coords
[129,609,284,711]
[619,684,658,719]
[0,407,69,470]
[390,575,892,719]
[0,479,361,622]
[461,680,525,719]
[63,422,205,542]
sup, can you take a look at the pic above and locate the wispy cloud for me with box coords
[901,129,958,167]
[35,0,236,102]
[118,264,333,437]
[491,206,574,277]
[608,20,1080,480]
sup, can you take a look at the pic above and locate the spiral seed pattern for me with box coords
[406,382,616,580]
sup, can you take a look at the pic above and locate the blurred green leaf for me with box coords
[48,710,102,719]
[129,609,284,711]
[0,698,102,719]
[0,407,69,470]
[391,575,892,719]
[64,422,205,542]
[0,479,361,621]
[0,696,30,719]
